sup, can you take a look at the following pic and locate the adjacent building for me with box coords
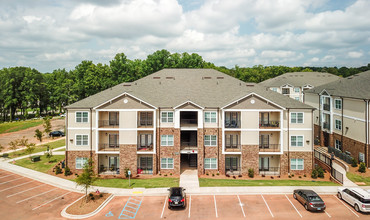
[65,69,315,177]
[304,70,370,167]
[259,72,340,102]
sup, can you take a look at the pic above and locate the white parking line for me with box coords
[0,180,34,192]
[333,195,359,218]
[285,194,302,218]
[214,195,218,218]
[237,195,246,218]
[324,210,332,218]
[160,196,167,218]
[7,184,45,198]
[261,195,274,218]
[0,176,24,184]
[16,188,57,204]
[188,195,191,218]
[0,174,15,179]
[32,191,72,210]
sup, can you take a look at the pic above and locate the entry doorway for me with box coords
[180,154,197,173]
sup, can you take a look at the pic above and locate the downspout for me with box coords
[318,94,322,145]
[287,109,290,174]
[365,100,368,167]
[312,108,314,171]
[65,108,68,166]
[217,108,220,172]
[90,108,93,158]
[158,107,161,174]
[341,97,344,151]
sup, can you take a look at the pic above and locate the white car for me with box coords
[337,187,370,212]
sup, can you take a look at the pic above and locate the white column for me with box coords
[174,109,180,128]
[198,110,203,129]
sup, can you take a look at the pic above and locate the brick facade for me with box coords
[241,145,259,175]
[66,151,98,174]
[197,128,204,175]
[119,144,137,177]
[289,151,313,175]
[157,128,180,174]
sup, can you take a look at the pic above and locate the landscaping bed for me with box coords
[199,178,339,187]
[347,165,370,186]
[86,177,179,188]
[65,192,111,215]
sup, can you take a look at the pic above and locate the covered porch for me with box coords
[259,155,280,176]
[98,154,120,175]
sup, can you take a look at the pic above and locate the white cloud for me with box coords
[348,51,363,58]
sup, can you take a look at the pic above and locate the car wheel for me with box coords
[354,204,360,212]
[168,206,172,210]
[304,204,308,210]
[293,193,297,199]
[337,193,342,199]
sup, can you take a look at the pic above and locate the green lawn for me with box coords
[199,178,339,187]
[0,119,43,134]
[7,139,65,159]
[90,177,179,189]
[14,155,65,173]
[347,172,370,186]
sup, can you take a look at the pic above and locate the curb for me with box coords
[61,194,115,219]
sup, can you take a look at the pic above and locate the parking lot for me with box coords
[0,169,82,220]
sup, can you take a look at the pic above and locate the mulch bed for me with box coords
[65,192,111,215]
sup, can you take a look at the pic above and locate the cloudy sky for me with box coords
[0,0,369,72]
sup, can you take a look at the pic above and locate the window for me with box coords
[161,112,173,123]
[76,157,88,169]
[76,112,88,123]
[271,88,277,92]
[335,119,342,130]
[205,111,217,123]
[335,99,342,110]
[204,135,217,146]
[282,88,290,94]
[294,88,300,93]
[295,97,300,101]
[204,158,217,169]
[290,158,304,170]
[161,158,173,169]
[291,112,304,123]
[335,140,342,151]
[291,136,303,147]
[161,135,174,146]
[225,157,239,171]
[139,112,153,126]
[139,134,153,147]
[359,152,365,163]
[76,135,88,146]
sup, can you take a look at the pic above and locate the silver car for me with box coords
[337,187,370,212]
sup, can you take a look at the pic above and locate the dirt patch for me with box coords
[348,164,370,178]
[66,192,111,215]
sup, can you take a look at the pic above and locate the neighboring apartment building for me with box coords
[304,70,370,167]
[65,69,315,177]
[259,72,340,102]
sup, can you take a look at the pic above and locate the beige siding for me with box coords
[204,110,218,128]
[68,110,95,128]
[241,111,259,129]
[241,131,259,145]
[158,109,174,128]
[289,109,312,129]
[304,93,320,126]
[287,130,312,152]
[98,94,152,109]
[120,111,137,128]
[343,98,365,120]
[226,95,279,109]
[343,117,365,142]
[120,130,137,144]
[67,129,92,151]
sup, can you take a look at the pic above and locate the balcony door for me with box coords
[139,134,153,148]
[260,112,269,125]
[259,157,269,171]
[108,156,119,170]
[259,134,269,148]
[138,157,153,174]
[109,134,119,148]
[225,157,239,171]
[109,112,118,126]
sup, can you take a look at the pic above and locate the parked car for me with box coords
[168,187,186,209]
[337,187,370,212]
[49,131,65,137]
[293,189,326,211]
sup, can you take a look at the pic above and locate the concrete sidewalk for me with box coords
[180,169,199,190]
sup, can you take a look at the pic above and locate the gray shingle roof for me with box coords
[259,72,341,88]
[66,69,313,109]
[304,70,370,99]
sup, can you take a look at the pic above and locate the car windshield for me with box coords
[171,188,182,196]
[308,196,322,202]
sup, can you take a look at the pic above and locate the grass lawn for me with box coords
[0,119,43,134]
[347,172,370,186]
[199,178,339,187]
[14,155,65,173]
[89,177,179,189]
[7,139,65,159]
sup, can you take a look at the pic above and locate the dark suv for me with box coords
[293,189,326,211]
[49,131,65,137]
[168,187,186,209]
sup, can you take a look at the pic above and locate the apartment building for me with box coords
[304,70,370,167]
[65,69,315,177]
[259,72,340,102]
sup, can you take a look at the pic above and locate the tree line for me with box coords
[0,49,369,122]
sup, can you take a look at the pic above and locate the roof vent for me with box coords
[217,77,224,79]
[202,77,212,79]
[166,77,175,80]
[123,84,131,87]
[246,84,254,87]
[153,77,161,79]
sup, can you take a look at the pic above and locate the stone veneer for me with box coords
[241,145,259,175]
[66,151,98,174]
[119,144,137,177]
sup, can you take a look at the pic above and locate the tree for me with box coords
[75,158,97,202]
[25,143,36,158]
[34,129,43,142]
[0,144,4,152]
[43,116,52,136]
[8,140,19,151]
[44,145,53,162]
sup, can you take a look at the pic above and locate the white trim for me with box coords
[319,89,330,96]
[75,134,89,146]
[290,135,304,147]
[334,98,342,110]
[204,111,217,123]
[98,128,154,131]
[259,152,283,155]
[223,152,242,155]
[223,109,283,112]
[137,151,156,155]
[161,111,174,123]
[97,109,156,112]
[75,111,89,123]
[173,100,204,109]
[290,158,304,170]
[96,151,120,154]
[281,83,293,88]
[221,92,286,110]
[93,92,157,110]
[180,127,198,131]
[68,127,93,130]
[160,158,174,169]
[283,128,312,131]
[204,158,218,169]
[204,135,217,146]
[290,112,304,124]
[332,112,366,123]
[335,119,342,130]
[96,109,99,152]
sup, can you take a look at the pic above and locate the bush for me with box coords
[99,194,103,198]
[164,174,167,177]
[317,167,324,178]
[248,168,254,178]
[303,174,306,177]
[291,174,294,177]
[89,193,93,197]
[299,176,302,178]
[90,196,95,201]
[359,162,366,173]
[124,168,130,178]
[226,174,230,177]
[64,166,71,176]
[238,174,242,178]
[170,173,172,176]
[2,153,9,158]
[206,173,209,176]
[216,173,220,176]
[288,175,292,178]
[311,169,318,179]
[55,165,62,174]
[352,158,358,167]
[212,173,215,177]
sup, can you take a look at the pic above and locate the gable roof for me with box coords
[66,69,313,109]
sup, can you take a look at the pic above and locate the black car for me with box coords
[49,131,65,137]
[168,187,186,209]
[293,189,326,211]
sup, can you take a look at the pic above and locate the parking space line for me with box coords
[285,194,302,218]
[7,184,45,198]
[324,210,331,218]
[214,195,218,218]
[0,180,34,192]
[237,195,246,218]
[16,188,57,204]
[261,195,274,218]
[0,174,15,179]
[188,195,191,218]
[333,195,359,218]
[32,191,72,210]
[0,176,24,184]
[160,196,167,218]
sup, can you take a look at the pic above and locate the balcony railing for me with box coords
[137,168,153,174]
[225,166,241,175]
[225,120,241,128]
[137,144,153,151]
[259,166,280,175]
[225,144,241,150]
[259,144,280,152]
[138,119,153,127]
[181,142,197,151]
[99,165,119,174]
[180,119,197,125]
[99,143,120,151]
[259,120,280,128]
[323,104,330,111]
[98,120,119,128]
[323,122,330,130]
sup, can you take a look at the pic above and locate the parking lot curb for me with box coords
[61,194,115,219]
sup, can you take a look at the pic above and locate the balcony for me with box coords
[323,104,330,111]
[180,111,198,127]
[138,112,153,128]
[259,166,280,176]
[259,144,280,152]
[259,120,280,128]
[180,141,197,151]
[225,120,240,128]
[137,143,153,152]
[98,120,119,128]
[99,165,119,175]
[225,112,240,128]
[99,143,120,151]
[181,131,197,151]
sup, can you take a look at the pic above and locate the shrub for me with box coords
[303,174,306,177]
[124,168,130,178]
[216,173,220,176]
[317,167,324,178]
[212,173,215,177]
[89,193,93,197]
[291,174,295,177]
[99,194,103,198]
[352,158,358,167]
[159,173,162,176]
[299,176,302,178]
[206,173,209,176]
[170,173,172,176]
[288,175,292,178]
[64,166,71,176]
[233,176,236,179]
[238,174,242,178]
[261,174,265,177]
[2,153,9,158]
[248,168,254,178]
[359,162,366,173]
[164,174,167,177]
[226,174,230,177]
[270,176,274,179]
[55,165,62,174]
[311,169,318,179]
[90,196,95,201]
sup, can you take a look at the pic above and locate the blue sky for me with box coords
[0,0,368,72]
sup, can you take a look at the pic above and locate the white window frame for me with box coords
[334,99,342,110]
[335,139,342,150]
[335,119,342,130]
[294,97,300,101]
[76,157,88,169]
[76,134,89,146]
[161,111,174,123]
[204,111,217,123]
[204,135,217,146]
[290,158,304,170]
[290,135,304,147]
[160,158,174,169]
[204,158,217,169]
[271,87,277,92]
[161,135,174,146]
[290,112,304,124]
[294,87,300,93]
[76,111,89,123]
